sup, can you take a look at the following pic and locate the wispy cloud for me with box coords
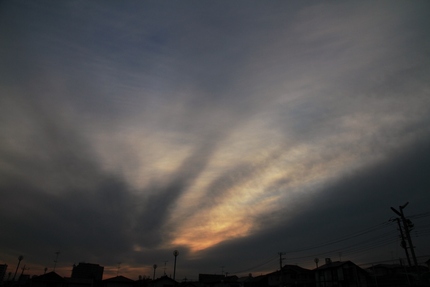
[1,0,430,279]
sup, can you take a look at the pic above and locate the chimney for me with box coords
[325,258,332,265]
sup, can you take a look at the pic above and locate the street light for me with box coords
[173,250,179,281]
[314,258,319,268]
[153,264,157,280]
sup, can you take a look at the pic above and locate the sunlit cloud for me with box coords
[1,0,430,279]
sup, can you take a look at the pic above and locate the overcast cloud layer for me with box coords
[1,0,430,281]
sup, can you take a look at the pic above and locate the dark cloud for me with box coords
[1,0,430,281]
[194,134,430,273]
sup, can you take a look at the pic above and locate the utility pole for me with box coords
[391,202,418,268]
[391,217,411,267]
[20,265,29,277]
[278,252,285,270]
[12,255,23,281]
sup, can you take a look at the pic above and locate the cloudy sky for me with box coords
[1,0,430,281]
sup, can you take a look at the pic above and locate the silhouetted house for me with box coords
[147,276,176,287]
[65,278,97,287]
[198,274,238,287]
[224,276,239,287]
[367,264,403,277]
[135,276,152,287]
[103,276,135,287]
[369,263,430,287]
[199,275,225,285]
[267,265,314,287]
[241,275,267,287]
[18,275,31,286]
[315,260,369,287]
[72,263,104,281]
[366,263,414,287]
[31,271,64,287]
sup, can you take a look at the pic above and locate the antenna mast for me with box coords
[53,251,60,271]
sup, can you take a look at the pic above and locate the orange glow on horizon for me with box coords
[172,214,254,252]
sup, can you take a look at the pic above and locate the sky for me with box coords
[1,0,430,281]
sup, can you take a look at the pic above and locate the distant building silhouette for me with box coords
[148,275,177,287]
[314,260,369,287]
[103,275,135,287]
[366,264,416,286]
[267,265,314,287]
[197,274,239,287]
[241,274,267,287]
[72,263,104,281]
[198,274,225,285]
[32,271,64,287]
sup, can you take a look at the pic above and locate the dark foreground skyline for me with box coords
[2,206,429,281]
[1,0,430,282]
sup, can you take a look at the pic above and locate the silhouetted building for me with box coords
[241,275,267,287]
[18,274,30,286]
[315,260,369,287]
[267,265,314,287]
[31,271,64,287]
[148,276,176,287]
[366,264,415,287]
[197,274,239,287]
[198,274,225,287]
[72,263,104,281]
[198,275,225,285]
[0,264,7,283]
[103,276,135,287]
[65,277,96,287]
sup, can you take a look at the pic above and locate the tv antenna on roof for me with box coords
[53,251,60,271]
[163,261,168,275]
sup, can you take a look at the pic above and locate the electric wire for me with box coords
[282,221,392,254]
[230,255,278,274]
[226,213,427,276]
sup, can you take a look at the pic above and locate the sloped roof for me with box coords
[242,275,266,283]
[152,275,177,283]
[32,271,64,282]
[367,264,402,269]
[198,274,225,283]
[316,261,354,270]
[281,265,312,273]
[103,275,135,282]
[266,264,311,276]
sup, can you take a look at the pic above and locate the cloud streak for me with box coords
[1,0,430,280]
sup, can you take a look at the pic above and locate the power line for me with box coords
[230,255,278,274]
[282,221,391,255]
[230,212,427,276]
